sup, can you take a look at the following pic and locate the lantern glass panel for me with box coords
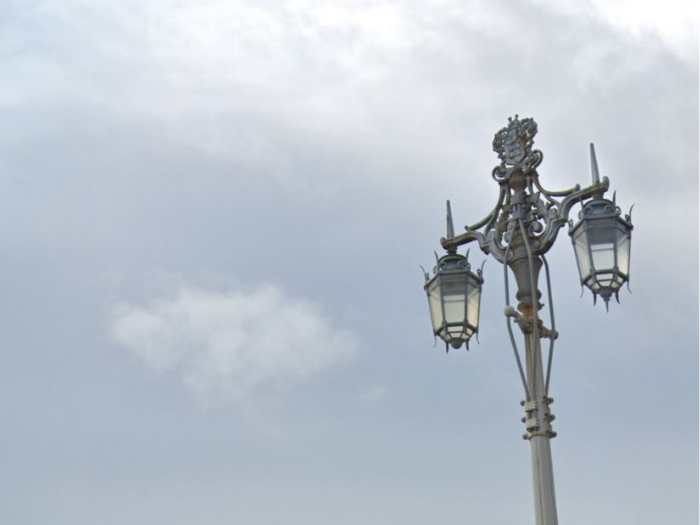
[467,281,480,329]
[447,325,466,339]
[597,272,614,288]
[573,228,591,280]
[441,276,468,326]
[426,279,443,333]
[588,226,615,271]
[616,226,631,276]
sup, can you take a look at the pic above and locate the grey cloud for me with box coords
[110,284,359,404]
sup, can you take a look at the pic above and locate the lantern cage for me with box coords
[569,196,633,307]
[424,251,484,350]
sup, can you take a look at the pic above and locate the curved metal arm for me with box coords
[437,119,612,266]
[558,176,609,219]
[441,230,489,253]
[531,177,609,254]
[441,228,509,263]
[465,185,507,232]
[531,175,582,201]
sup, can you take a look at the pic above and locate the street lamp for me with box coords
[569,165,633,307]
[424,250,484,350]
[422,116,633,525]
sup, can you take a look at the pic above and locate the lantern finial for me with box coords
[589,143,600,185]
[446,200,455,240]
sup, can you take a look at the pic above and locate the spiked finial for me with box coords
[589,143,600,185]
[446,200,455,240]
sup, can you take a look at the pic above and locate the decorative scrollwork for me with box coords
[528,220,544,235]
[492,165,508,183]
[441,117,611,263]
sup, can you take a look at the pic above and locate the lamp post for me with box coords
[423,116,633,525]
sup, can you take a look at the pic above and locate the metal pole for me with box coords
[524,330,558,525]
[507,196,559,525]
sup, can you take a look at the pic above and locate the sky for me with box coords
[0,1,697,524]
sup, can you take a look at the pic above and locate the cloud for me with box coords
[529,0,698,62]
[109,285,359,404]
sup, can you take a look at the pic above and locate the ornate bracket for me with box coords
[440,116,609,262]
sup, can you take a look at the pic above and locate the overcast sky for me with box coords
[0,1,697,524]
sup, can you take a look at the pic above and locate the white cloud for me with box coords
[530,0,698,62]
[110,285,359,404]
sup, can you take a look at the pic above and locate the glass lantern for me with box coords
[569,197,633,307]
[424,252,484,350]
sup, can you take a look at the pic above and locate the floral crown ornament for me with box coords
[492,114,543,182]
